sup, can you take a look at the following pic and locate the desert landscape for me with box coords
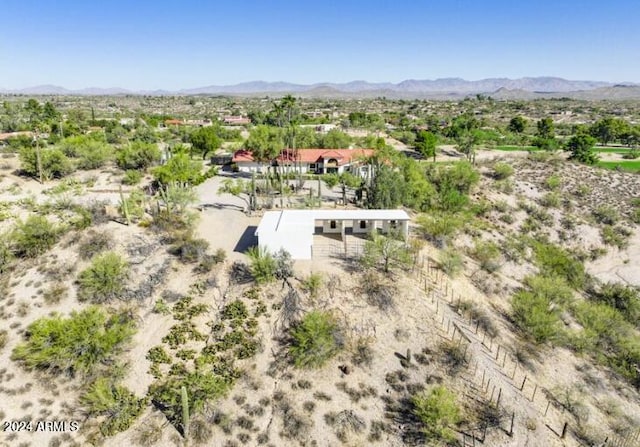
[0,90,638,447]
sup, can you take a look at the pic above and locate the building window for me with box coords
[330,220,337,229]
[390,220,397,229]
[359,220,367,229]
[309,163,316,171]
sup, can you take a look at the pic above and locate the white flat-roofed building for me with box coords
[254,209,410,260]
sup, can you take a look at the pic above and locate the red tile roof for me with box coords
[232,148,374,165]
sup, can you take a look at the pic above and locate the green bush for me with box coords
[75,141,113,170]
[153,153,204,186]
[540,192,561,208]
[590,282,640,326]
[524,275,574,307]
[116,142,161,170]
[246,246,277,284]
[12,215,61,258]
[492,162,514,180]
[11,306,135,376]
[512,290,561,344]
[570,301,640,385]
[532,241,585,289]
[19,146,74,180]
[122,170,142,185]
[412,386,460,442]
[77,252,129,303]
[601,225,632,249]
[544,174,561,191]
[82,377,147,436]
[302,273,323,299]
[147,346,172,364]
[149,372,231,431]
[592,205,619,225]
[290,310,343,368]
[417,212,463,247]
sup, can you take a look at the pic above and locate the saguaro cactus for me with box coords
[181,385,190,441]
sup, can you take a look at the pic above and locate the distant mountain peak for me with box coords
[1,77,637,99]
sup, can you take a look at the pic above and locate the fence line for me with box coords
[411,255,575,442]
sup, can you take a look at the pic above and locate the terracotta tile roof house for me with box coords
[164,119,184,126]
[232,148,374,175]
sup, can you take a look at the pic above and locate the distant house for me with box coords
[223,116,251,126]
[164,119,184,126]
[232,148,374,175]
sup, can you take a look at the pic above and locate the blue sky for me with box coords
[1,0,639,89]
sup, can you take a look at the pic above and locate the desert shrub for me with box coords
[417,212,463,247]
[439,341,467,375]
[570,302,640,385]
[512,289,561,344]
[115,142,161,170]
[350,337,374,367]
[149,372,232,432]
[75,141,112,170]
[601,225,632,249]
[359,271,397,311]
[12,215,62,258]
[455,301,499,337]
[301,273,323,299]
[11,306,135,376]
[532,241,585,289]
[77,252,129,303]
[290,310,343,368]
[19,146,74,180]
[273,248,294,280]
[0,329,7,352]
[133,421,163,446]
[492,162,514,180]
[324,410,366,442]
[221,300,249,321]
[412,385,460,442]
[524,275,574,307]
[470,240,501,273]
[43,283,68,305]
[81,377,147,436]
[0,238,13,274]
[573,184,591,197]
[439,248,463,276]
[79,230,113,260]
[592,205,619,225]
[361,231,412,273]
[84,200,111,225]
[122,170,142,185]
[189,416,213,444]
[147,346,172,364]
[246,246,276,284]
[540,192,561,208]
[170,234,209,263]
[590,282,640,326]
[544,174,561,191]
[119,188,146,222]
[212,248,227,264]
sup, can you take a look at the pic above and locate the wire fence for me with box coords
[408,255,638,446]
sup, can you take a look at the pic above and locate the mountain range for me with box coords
[1,77,639,99]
